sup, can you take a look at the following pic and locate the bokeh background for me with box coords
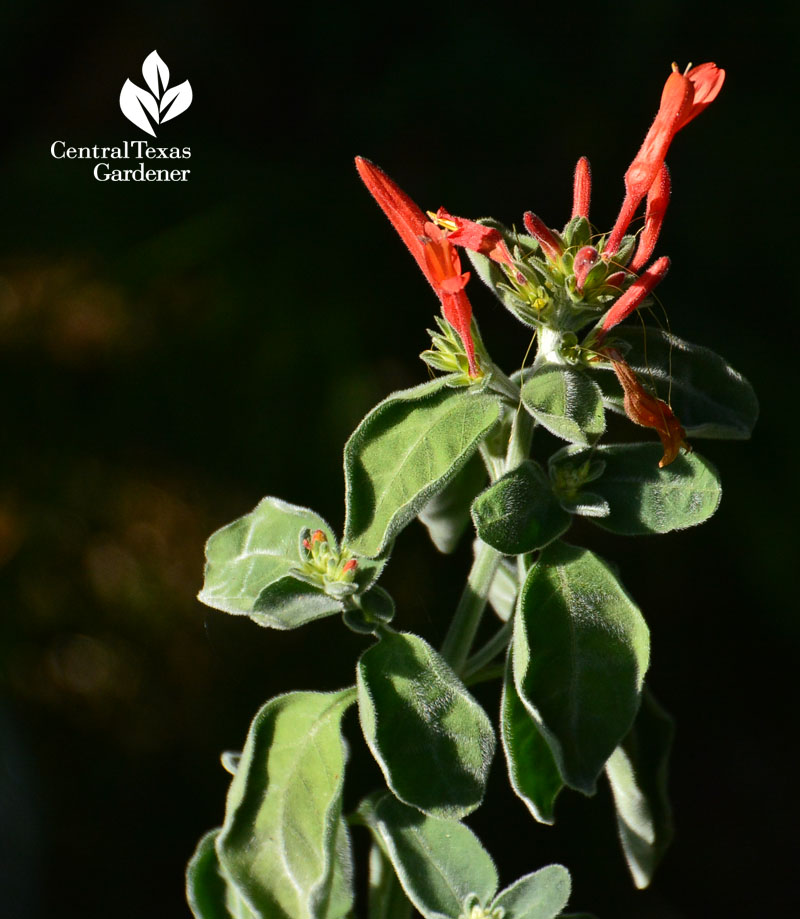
[1,2,796,917]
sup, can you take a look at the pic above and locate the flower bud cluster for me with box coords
[295,528,359,599]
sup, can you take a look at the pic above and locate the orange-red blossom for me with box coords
[604,347,689,467]
[356,157,511,377]
[604,62,725,257]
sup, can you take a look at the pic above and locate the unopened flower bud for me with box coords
[573,245,599,291]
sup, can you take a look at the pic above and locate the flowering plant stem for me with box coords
[441,406,534,673]
[186,61,757,919]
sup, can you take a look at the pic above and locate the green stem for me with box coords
[440,538,502,673]
[462,617,513,680]
[441,405,535,675]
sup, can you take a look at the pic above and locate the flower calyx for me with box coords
[459,894,504,919]
[421,315,491,387]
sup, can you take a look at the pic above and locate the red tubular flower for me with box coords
[355,157,479,376]
[604,348,690,467]
[597,256,670,340]
[432,207,513,266]
[630,164,671,272]
[571,156,592,220]
[523,211,563,262]
[604,62,725,257]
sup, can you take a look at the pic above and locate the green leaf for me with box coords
[199,497,340,625]
[488,558,519,622]
[513,542,650,794]
[367,844,413,919]
[490,865,571,919]
[501,662,563,825]
[344,377,500,557]
[418,452,487,554]
[521,366,605,444]
[357,630,496,819]
[217,690,356,919]
[199,497,384,629]
[472,460,571,554]
[357,793,498,919]
[551,444,721,535]
[186,828,256,919]
[594,326,758,439]
[606,688,675,889]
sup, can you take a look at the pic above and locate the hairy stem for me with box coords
[440,538,502,673]
[441,405,535,674]
[462,617,513,680]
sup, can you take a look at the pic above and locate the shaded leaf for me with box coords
[513,542,650,793]
[501,662,563,825]
[472,460,571,554]
[367,844,413,919]
[357,630,495,819]
[551,444,721,535]
[595,327,758,439]
[186,828,256,919]
[344,377,500,557]
[418,451,487,554]
[606,688,675,889]
[488,558,519,622]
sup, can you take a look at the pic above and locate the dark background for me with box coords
[1,1,796,917]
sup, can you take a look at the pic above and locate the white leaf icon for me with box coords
[159,80,193,123]
[119,79,158,136]
[142,50,169,98]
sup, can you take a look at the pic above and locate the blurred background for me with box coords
[0,1,796,916]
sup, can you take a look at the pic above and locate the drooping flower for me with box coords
[596,256,671,341]
[604,62,725,257]
[355,157,479,376]
[604,348,689,467]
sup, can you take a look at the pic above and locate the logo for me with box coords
[119,50,192,137]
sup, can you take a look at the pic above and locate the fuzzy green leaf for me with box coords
[606,689,675,889]
[418,451,487,554]
[357,793,498,919]
[551,444,721,535]
[199,497,337,622]
[186,829,257,919]
[488,558,519,622]
[513,542,650,794]
[472,460,571,554]
[357,630,495,819]
[367,844,414,919]
[216,690,356,919]
[199,497,383,629]
[521,366,605,444]
[490,865,571,919]
[501,662,564,825]
[595,327,758,439]
[344,378,500,558]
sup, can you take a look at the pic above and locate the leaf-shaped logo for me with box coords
[119,51,192,136]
